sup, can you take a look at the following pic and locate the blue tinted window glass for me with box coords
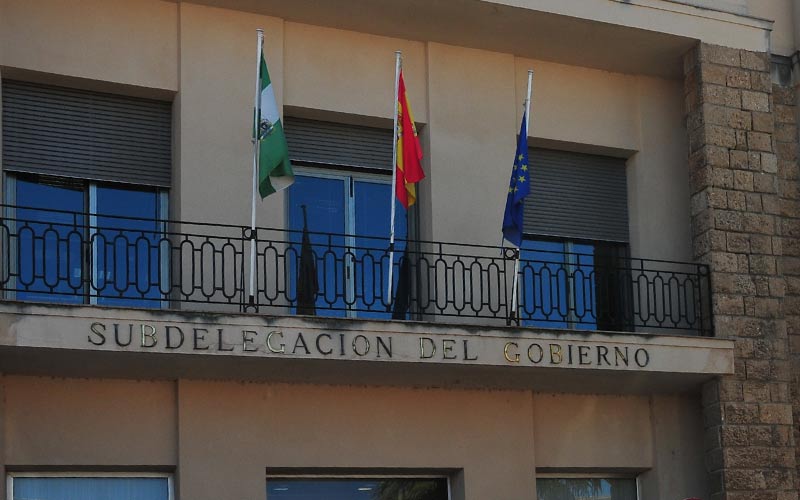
[519,239,568,329]
[95,187,163,307]
[287,174,404,319]
[13,476,169,500]
[519,239,600,330]
[571,243,597,330]
[287,175,347,317]
[15,178,85,304]
[354,180,406,319]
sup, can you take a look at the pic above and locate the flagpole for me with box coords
[511,69,533,322]
[387,50,402,306]
[248,28,264,306]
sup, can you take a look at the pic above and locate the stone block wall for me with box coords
[684,43,797,500]
[776,77,800,494]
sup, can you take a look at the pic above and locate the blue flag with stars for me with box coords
[502,113,530,247]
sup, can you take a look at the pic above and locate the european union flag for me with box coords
[502,113,530,247]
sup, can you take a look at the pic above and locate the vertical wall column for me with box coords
[0,376,6,500]
[776,74,800,494]
[684,43,796,500]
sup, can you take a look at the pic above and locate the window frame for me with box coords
[521,233,631,331]
[535,472,640,500]
[286,166,404,318]
[520,235,596,329]
[289,165,398,230]
[265,473,452,500]
[3,173,170,308]
[6,471,175,500]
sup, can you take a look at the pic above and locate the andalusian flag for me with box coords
[255,44,293,198]
[395,71,425,208]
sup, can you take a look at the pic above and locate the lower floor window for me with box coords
[10,473,172,500]
[267,477,448,500]
[536,476,638,500]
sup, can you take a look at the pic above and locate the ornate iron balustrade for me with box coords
[0,205,713,336]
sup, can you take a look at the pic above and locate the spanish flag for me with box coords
[395,71,425,208]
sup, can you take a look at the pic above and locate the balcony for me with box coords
[0,204,713,337]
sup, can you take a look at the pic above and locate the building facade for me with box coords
[0,0,798,499]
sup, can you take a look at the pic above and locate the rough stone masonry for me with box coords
[775,63,800,500]
[684,43,798,500]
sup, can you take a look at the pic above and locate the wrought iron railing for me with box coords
[0,205,713,335]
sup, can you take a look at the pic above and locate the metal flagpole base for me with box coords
[243,225,259,313]
[243,294,259,313]
[503,247,521,326]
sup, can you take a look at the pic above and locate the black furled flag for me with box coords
[392,245,413,320]
[296,205,318,315]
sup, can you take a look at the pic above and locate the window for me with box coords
[9,473,172,500]
[536,476,638,500]
[523,148,628,244]
[284,118,410,319]
[287,169,407,318]
[267,477,448,500]
[5,174,168,306]
[519,238,631,331]
[519,148,630,331]
[1,80,172,307]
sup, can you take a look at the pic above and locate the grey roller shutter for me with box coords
[524,148,629,242]
[2,80,172,187]
[284,117,393,170]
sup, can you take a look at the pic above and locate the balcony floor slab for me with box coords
[0,302,733,394]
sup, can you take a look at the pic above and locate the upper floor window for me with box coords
[5,174,168,306]
[2,79,172,307]
[284,117,410,319]
[519,148,631,331]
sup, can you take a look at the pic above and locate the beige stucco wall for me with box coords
[533,393,654,468]
[747,0,796,55]
[0,0,178,91]
[283,23,427,124]
[493,0,771,52]
[639,394,708,499]
[0,0,696,262]
[0,375,708,500]
[516,58,640,153]
[175,3,284,227]
[425,43,517,245]
[177,381,536,500]
[3,376,177,465]
[628,76,693,261]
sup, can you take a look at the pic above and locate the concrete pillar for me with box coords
[684,42,797,500]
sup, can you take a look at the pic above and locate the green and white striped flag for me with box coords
[255,46,293,197]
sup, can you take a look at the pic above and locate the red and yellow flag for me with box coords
[396,71,425,208]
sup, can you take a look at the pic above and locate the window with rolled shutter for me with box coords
[524,148,628,243]
[520,148,631,332]
[283,116,393,171]
[2,79,172,187]
[282,117,411,320]
[2,79,172,307]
